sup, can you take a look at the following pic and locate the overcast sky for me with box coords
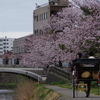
[0,0,48,38]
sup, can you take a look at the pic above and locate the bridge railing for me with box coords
[48,66,71,80]
[0,68,43,82]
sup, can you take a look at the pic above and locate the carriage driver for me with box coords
[84,51,95,97]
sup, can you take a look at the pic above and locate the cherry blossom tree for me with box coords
[17,0,100,67]
[42,0,100,57]
[18,34,70,67]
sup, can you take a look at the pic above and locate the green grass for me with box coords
[0,82,17,86]
[35,83,54,99]
[90,81,100,95]
[35,83,42,87]
[34,83,59,100]
[50,81,72,89]
[39,89,53,99]
[50,81,67,85]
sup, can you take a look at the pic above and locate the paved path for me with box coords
[45,85,100,100]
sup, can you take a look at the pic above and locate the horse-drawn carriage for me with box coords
[72,58,100,98]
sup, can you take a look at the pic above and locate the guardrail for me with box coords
[0,68,43,82]
[49,66,71,80]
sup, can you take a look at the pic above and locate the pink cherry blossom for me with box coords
[15,0,100,67]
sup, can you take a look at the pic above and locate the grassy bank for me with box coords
[14,79,60,100]
[11,78,100,100]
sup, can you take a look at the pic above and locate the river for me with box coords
[0,90,14,100]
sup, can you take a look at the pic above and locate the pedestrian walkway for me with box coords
[45,85,100,100]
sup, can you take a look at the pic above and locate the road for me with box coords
[45,85,100,100]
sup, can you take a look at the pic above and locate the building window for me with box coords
[36,15,38,21]
[34,16,36,20]
[34,30,37,34]
[44,13,46,19]
[38,12,48,21]
[43,14,45,20]
[37,30,38,33]
[45,12,48,19]
[41,14,42,20]
[3,43,6,45]
[42,14,43,20]
[44,13,48,19]
[4,46,6,48]
[39,14,41,21]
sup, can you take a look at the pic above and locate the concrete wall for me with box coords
[45,72,68,84]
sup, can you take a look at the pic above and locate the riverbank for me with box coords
[14,80,60,100]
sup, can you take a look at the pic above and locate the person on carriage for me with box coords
[84,51,95,97]
[70,53,83,71]
[88,51,95,59]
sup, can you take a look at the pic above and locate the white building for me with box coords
[0,36,15,55]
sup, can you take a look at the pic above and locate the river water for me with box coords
[0,90,14,100]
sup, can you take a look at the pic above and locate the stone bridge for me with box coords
[0,68,43,82]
